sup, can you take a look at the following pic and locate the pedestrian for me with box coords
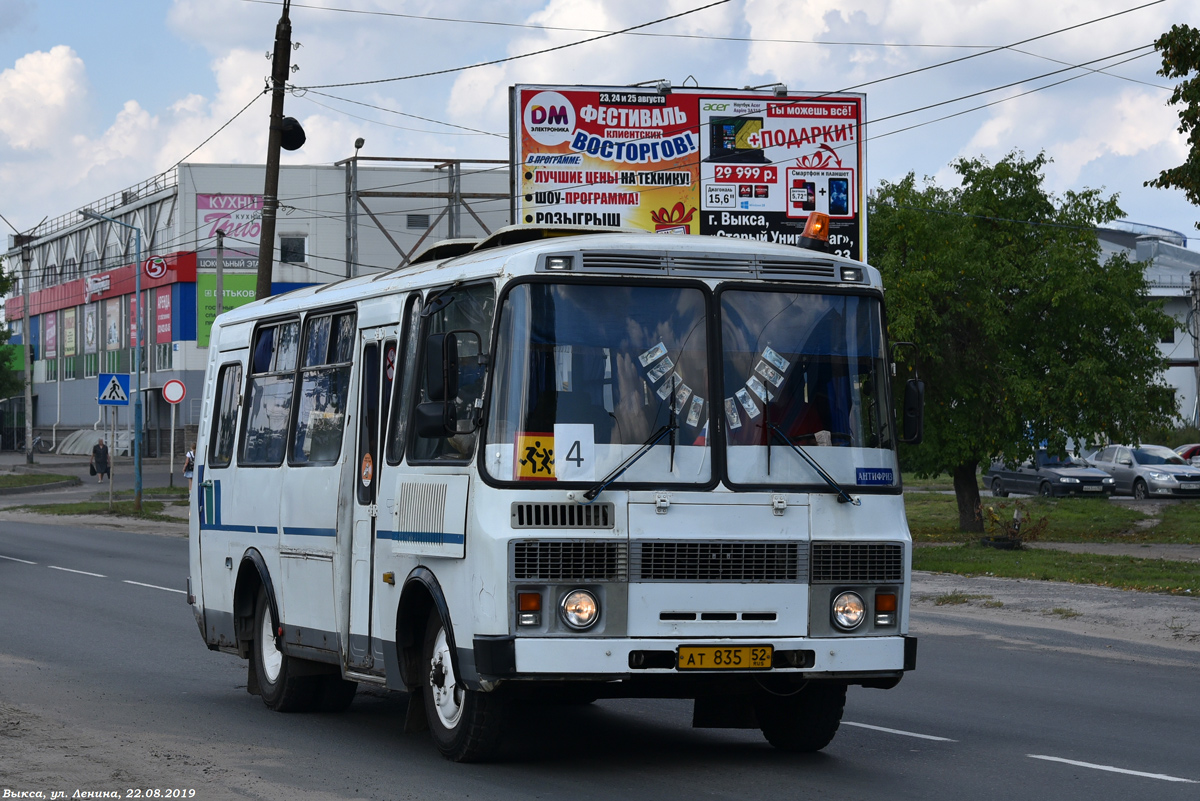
[91,437,110,483]
[183,443,195,491]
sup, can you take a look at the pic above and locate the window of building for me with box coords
[45,358,57,382]
[280,236,306,263]
[62,356,76,380]
[155,343,173,371]
[85,353,99,379]
[1162,326,1176,344]
[105,350,120,373]
[406,214,430,230]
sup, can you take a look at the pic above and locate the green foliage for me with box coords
[870,152,1176,498]
[1146,24,1200,230]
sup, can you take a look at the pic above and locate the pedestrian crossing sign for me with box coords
[98,373,131,406]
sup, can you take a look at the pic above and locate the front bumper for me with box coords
[475,634,913,679]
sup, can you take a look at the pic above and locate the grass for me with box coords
[905,494,1200,543]
[0,473,77,488]
[10,499,183,524]
[914,544,1200,596]
[931,591,993,606]
[902,472,984,490]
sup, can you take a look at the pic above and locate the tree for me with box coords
[870,152,1176,531]
[1146,24,1200,229]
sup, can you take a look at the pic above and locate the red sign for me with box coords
[155,288,173,345]
[162,379,186,404]
[129,296,137,348]
[144,256,167,280]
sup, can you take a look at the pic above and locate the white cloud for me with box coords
[0,45,88,150]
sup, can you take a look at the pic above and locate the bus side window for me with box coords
[386,296,420,465]
[410,283,495,463]
[290,310,356,465]
[241,320,300,465]
[208,363,242,469]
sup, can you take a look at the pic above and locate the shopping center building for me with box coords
[1,158,509,454]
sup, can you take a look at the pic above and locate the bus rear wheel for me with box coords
[422,609,505,762]
[756,682,847,752]
[252,587,317,712]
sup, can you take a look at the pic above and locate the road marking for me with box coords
[842,721,957,742]
[123,580,186,594]
[0,554,37,564]
[1028,755,1196,783]
[48,565,107,578]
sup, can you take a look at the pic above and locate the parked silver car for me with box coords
[1089,444,1200,499]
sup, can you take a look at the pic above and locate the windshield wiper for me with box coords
[582,423,676,502]
[768,423,860,506]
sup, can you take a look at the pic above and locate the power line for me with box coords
[242,0,1005,50]
[169,92,266,171]
[292,0,732,90]
[296,89,506,137]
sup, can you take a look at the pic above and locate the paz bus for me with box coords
[187,220,923,762]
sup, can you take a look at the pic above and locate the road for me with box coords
[1,517,1197,801]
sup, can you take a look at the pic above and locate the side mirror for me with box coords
[1118,458,1133,466]
[900,379,924,445]
[416,329,483,438]
[1190,456,1200,467]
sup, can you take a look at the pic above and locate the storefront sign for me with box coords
[198,194,264,246]
[511,85,866,260]
[44,312,57,359]
[83,304,98,354]
[156,288,173,345]
[105,299,122,351]
[196,273,258,348]
[63,308,76,357]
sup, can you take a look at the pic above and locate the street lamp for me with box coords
[80,209,143,514]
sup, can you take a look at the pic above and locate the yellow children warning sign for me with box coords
[515,433,555,480]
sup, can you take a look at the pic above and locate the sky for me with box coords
[0,0,1197,248]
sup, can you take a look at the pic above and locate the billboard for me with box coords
[196,273,258,349]
[511,85,866,260]
[197,194,262,268]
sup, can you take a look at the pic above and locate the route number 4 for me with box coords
[553,424,595,481]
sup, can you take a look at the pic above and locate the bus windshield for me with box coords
[721,288,897,488]
[485,281,711,485]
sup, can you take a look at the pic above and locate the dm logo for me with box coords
[524,91,575,146]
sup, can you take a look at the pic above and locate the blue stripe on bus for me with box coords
[256,526,279,535]
[199,523,257,533]
[377,530,465,545]
[282,527,338,538]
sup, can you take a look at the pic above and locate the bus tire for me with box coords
[756,682,846,752]
[252,587,317,712]
[422,609,505,762]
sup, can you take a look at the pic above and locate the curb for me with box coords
[0,477,83,495]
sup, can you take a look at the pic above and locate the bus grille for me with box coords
[631,541,803,582]
[810,542,904,583]
[511,502,614,529]
[511,540,627,582]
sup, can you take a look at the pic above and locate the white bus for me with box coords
[187,224,924,762]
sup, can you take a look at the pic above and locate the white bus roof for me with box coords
[215,231,879,327]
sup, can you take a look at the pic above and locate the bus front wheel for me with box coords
[422,609,505,762]
[252,587,317,712]
[756,682,846,752]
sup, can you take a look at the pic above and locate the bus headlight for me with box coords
[832,592,866,630]
[561,590,599,630]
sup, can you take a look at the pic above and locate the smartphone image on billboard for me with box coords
[829,178,849,216]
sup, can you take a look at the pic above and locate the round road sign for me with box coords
[144,256,168,280]
[162,379,186,404]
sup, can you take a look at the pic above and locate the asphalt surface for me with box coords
[1,517,1197,800]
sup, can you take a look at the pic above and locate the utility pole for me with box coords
[216,230,225,318]
[1192,271,1200,427]
[256,0,292,301]
[15,234,35,465]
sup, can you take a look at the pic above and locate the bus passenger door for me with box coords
[348,330,391,671]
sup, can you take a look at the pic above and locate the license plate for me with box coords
[1180,483,1200,490]
[677,645,773,671]
[1082,486,1102,492]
